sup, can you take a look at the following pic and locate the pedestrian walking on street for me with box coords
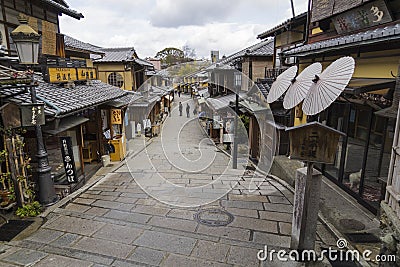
[179,102,183,116]
[178,90,181,97]
[186,103,190,118]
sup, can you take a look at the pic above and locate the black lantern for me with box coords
[11,17,58,206]
[10,17,40,65]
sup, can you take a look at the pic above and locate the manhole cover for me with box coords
[0,220,34,241]
[339,219,365,231]
[194,208,234,227]
[344,232,380,243]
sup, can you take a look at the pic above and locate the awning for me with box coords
[43,116,89,135]
[206,93,244,111]
[344,78,396,95]
[106,93,142,108]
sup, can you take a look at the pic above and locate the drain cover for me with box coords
[345,232,380,243]
[0,220,34,241]
[194,208,234,227]
[339,219,365,231]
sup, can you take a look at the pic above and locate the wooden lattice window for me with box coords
[108,72,124,88]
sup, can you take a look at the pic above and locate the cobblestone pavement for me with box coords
[0,94,337,266]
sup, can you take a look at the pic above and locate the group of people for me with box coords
[178,102,197,118]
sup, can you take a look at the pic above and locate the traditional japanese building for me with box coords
[93,47,154,91]
[276,0,400,215]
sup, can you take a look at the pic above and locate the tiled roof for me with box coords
[135,58,153,67]
[283,23,400,57]
[206,93,245,111]
[64,35,103,55]
[219,39,274,65]
[42,0,83,19]
[64,35,101,54]
[107,92,142,108]
[1,79,128,117]
[257,12,307,39]
[256,82,270,100]
[94,48,137,63]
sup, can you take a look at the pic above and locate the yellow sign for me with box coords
[111,109,122,124]
[48,68,77,83]
[48,67,97,83]
[77,68,97,80]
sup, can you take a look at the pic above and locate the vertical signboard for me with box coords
[111,109,122,124]
[60,136,77,183]
[20,103,45,126]
[42,20,57,56]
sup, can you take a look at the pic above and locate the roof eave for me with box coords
[42,0,84,20]
[283,34,400,57]
[65,47,105,55]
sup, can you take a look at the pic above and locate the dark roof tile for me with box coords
[1,79,128,117]
[283,23,400,56]
[219,39,274,65]
[64,35,103,55]
[94,47,137,63]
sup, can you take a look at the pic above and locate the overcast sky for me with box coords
[60,0,308,59]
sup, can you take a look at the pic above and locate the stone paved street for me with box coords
[0,94,337,266]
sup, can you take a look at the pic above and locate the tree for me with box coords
[155,47,185,68]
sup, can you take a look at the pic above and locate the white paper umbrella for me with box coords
[302,56,355,116]
[283,63,322,110]
[266,66,298,103]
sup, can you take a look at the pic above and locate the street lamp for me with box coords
[11,17,59,206]
[232,71,242,169]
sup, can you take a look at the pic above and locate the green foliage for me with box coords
[15,201,42,218]
[155,47,185,67]
[240,115,250,131]
[0,149,7,162]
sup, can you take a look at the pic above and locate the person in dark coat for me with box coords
[178,90,181,97]
[186,103,190,118]
[179,102,183,116]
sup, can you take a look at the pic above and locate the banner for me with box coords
[60,136,78,183]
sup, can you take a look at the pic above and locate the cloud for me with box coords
[60,0,309,59]
[149,0,240,28]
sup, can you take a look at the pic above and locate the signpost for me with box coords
[286,122,344,256]
[20,103,45,126]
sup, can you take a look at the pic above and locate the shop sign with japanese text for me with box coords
[48,67,97,83]
[111,109,122,124]
[332,0,392,34]
[60,136,77,183]
[48,68,77,83]
[77,68,97,80]
[20,103,45,126]
[286,122,344,164]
